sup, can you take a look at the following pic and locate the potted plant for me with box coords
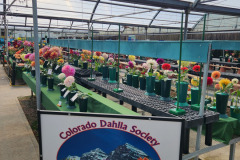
[208,71,221,111]
[215,78,233,118]
[107,57,117,83]
[56,58,64,74]
[225,53,229,62]
[40,63,48,87]
[154,71,163,96]
[82,50,91,69]
[174,66,189,107]
[190,76,200,105]
[99,54,108,80]
[139,63,148,90]
[145,59,158,96]
[58,73,66,99]
[78,92,89,112]
[70,49,80,67]
[160,63,172,101]
[30,61,36,77]
[93,51,102,72]
[64,76,78,109]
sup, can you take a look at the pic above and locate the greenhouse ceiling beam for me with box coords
[6,0,17,11]
[113,0,240,16]
[89,0,100,23]
[25,17,27,26]
[70,21,73,29]
[148,9,162,27]
[2,12,182,29]
[107,24,111,31]
[191,14,205,30]
[192,0,200,8]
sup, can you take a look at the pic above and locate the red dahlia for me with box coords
[162,63,171,70]
[193,65,200,72]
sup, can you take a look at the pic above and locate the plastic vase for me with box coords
[154,79,161,96]
[145,76,156,96]
[67,91,77,109]
[98,66,102,73]
[102,66,108,80]
[83,62,88,69]
[191,87,200,105]
[139,77,146,90]
[216,92,229,118]
[41,74,47,87]
[74,60,78,67]
[59,84,65,99]
[108,67,117,83]
[132,75,139,88]
[160,79,172,101]
[31,69,35,77]
[174,81,189,107]
[127,74,132,86]
[79,98,88,112]
[230,106,240,121]
[225,57,228,62]
[47,78,54,91]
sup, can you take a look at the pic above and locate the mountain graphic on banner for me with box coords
[65,143,152,160]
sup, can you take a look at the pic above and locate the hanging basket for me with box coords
[154,79,161,96]
[47,78,54,91]
[139,77,146,90]
[174,81,189,107]
[160,79,172,101]
[216,92,229,118]
[102,66,108,80]
[79,98,88,112]
[127,74,133,86]
[108,67,117,83]
[132,75,139,88]
[145,76,156,96]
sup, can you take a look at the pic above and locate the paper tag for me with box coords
[48,69,52,75]
[50,63,53,66]
[70,93,78,102]
[32,67,35,70]
[47,61,50,65]
[63,90,70,98]
[147,68,150,73]
[55,65,60,70]
[61,88,66,92]
[24,64,28,68]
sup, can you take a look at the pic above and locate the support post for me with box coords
[229,143,236,160]
[145,27,148,40]
[32,0,41,111]
[88,26,95,81]
[184,9,189,40]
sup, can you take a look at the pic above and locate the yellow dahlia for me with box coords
[128,55,136,61]
[219,78,231,89]
[191,76,199,87]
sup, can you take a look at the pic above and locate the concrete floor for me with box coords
[0,64,239,160]
[0,65,39,160]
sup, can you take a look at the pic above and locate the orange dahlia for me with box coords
[211,71,221,79]
[31,61,35,67]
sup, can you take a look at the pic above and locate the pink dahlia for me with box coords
[62,65,76,77]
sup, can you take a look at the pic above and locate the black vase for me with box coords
[31,69,35,77]
[52,63,57,74]
[74,60,78,67]
[57,66,62,74]
[83,62,88,69]
[79,98,88,112]
[59,84,65,99]
[67,91,77,109]
[41,74,47,87]
[139,77,146,90]
[43,60,48,68]
[48,78,54,91]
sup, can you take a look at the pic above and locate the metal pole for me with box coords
[26,31,27,41]
[184,9,189,40]
[177,13,184,110]
[32,0,41,111]
[145,27,148,40]
[88,26,95,81]
[41,31,42,47]
[13,26,15,39]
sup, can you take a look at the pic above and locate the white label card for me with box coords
[70,93,79,102]
[50,63,53,66]
[48,69,52,75]
[58,101,62,106]
[63,90,70,98]
[92,74,96,78]
[32,67,35,70]
[61,88,66,92]
[147,68,150,73]
[24,64,28,68]
[55,65,60,70]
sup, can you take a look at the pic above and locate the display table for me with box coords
[22,72,139,115]
[202,117,240,144]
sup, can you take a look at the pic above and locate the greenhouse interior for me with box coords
[1,0,240,160]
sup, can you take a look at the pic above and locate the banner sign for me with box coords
[38,111,184,160]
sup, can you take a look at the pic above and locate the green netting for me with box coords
[50,39,210,63]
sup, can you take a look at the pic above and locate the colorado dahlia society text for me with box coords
[59,120,160,147]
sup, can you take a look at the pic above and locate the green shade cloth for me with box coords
[5,55,24,79]
[194,117,240,144]
[22,72,139,115]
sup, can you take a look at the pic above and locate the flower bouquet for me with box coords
[64,76,78,109]
[145,59,158,96]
